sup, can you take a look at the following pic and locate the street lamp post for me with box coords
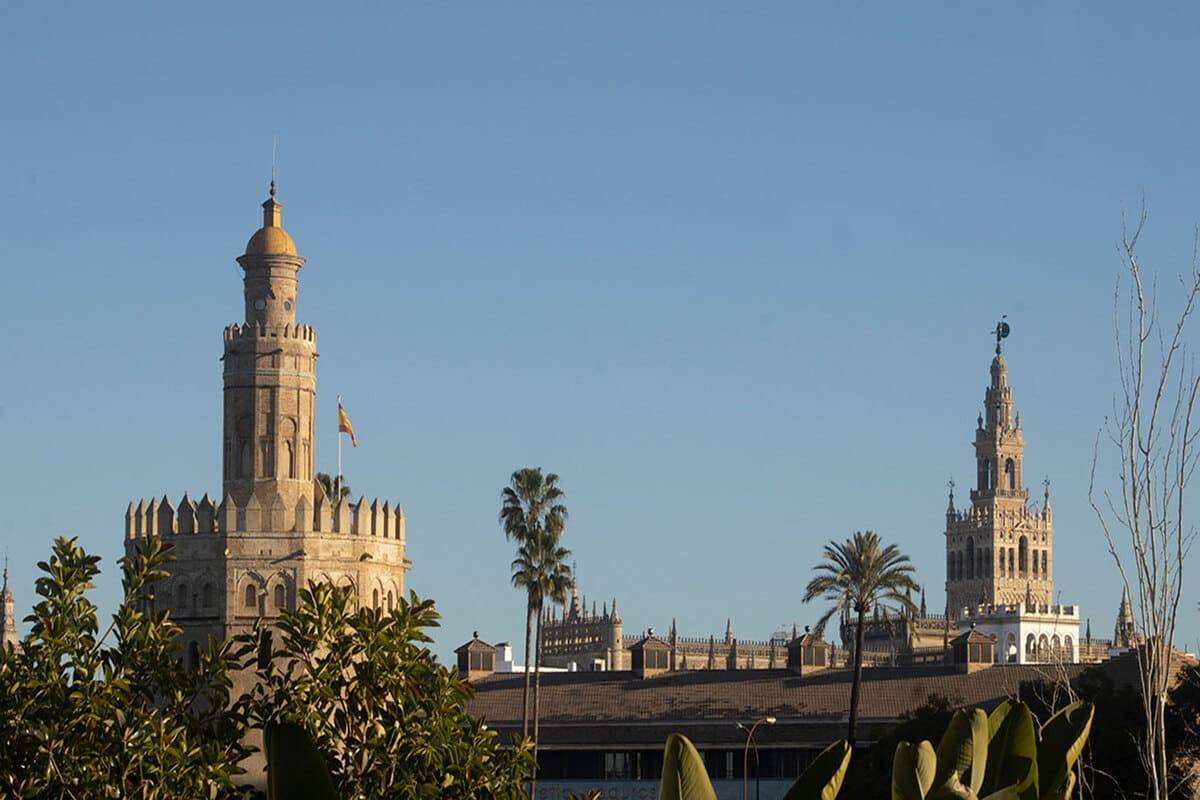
[736,716,776,800]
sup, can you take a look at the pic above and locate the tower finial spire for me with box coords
[270,135,277,198]
[994,315,1010,356]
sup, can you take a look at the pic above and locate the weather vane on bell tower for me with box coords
[994,315,1010,355]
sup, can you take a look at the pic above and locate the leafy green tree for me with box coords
[316,472,351,507]
[242,582,533,799]
[0,535,253,798]
[499,467,568,737]
[803,530,918,747]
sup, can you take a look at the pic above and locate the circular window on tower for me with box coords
[283,300,293,312]
[253,298,266,311]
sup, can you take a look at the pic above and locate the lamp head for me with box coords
[766,716,777,725]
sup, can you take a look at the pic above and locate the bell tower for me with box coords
[945,321,1054,617]
[221,180,317,514]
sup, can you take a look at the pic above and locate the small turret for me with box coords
[724,617,733,645]
[2,558,18,651]
[1114,586,1138,649]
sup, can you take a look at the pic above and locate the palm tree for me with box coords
[499,467,567,738]
[509,528,572,798]
[802,530,918,748]
[530,531,572,791]
[315,472,350,507]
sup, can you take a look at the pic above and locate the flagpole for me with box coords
[337,395,343,505]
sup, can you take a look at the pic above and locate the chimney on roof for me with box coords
[787,626,830,676]
[455,634,497,681]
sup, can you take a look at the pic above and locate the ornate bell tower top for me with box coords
[946,320,1054,614]
[222,183,317,509]
[973,318,1025,505]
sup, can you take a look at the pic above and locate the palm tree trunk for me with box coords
[848,606,867,749]
[533,605,544,800]
[522,602,533,738]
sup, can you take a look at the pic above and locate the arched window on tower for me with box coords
[1042,551,1048,576]
[1008,548,1015,575]
[1064,635,1074,662]
[260,439,273,478]
[176,583,188,610]
[239,441,251,479]
[1005,459,1015,490]
[999,549,1005,576]
[244,584,257,610]
[1025,633,1036,658]
[274,584,286,611]
[1032,549,1039,575]
[372,588,380,608]
[956,551,963,580]
[965,538,975,579]
[980,458,994,491]
[286,441,296,479]
[1018,536,1028,575]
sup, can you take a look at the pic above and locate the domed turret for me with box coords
[243,180,298,256]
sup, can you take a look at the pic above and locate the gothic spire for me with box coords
[724,617,733,644]
[920,585,927,617]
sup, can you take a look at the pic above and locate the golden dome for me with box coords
[245,225,298,256]
[243,190,298,256]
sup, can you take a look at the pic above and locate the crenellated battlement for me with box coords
[125,491,406,541]
[223,322,317,344]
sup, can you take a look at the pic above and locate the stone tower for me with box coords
[223,182,316,513]
[1,560,18,651]
[124,183,410,663]
[945,324,1053,617]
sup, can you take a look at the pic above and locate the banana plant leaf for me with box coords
[892,740,937,800]
[265,720,340,800]
[659,733,717,800]
[980,701,1038,800]
[782,740,852,800]
[934,708,988,797]
[1037,701,1094,800]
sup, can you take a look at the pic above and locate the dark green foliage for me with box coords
[265,721,339,800]
[242,582,533,799]
[0,535,254,798]
[782,740,853,800]
[842,693,959,799]
[315,473,350,506]
[0,536,535,799]
[888,698,1093,800]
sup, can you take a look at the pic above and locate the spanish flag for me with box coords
[337,397,358,447]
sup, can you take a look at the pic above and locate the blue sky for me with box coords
[2,2,1199,660]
